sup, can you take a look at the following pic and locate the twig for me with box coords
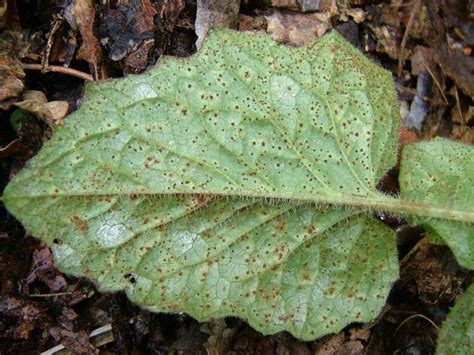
[22,63,94,82]
[398,0,422,77]
[399,235,429,268]
[40,324,114,355]
[394,314,439,336]
[0,138,21,158]
[396,83,447,106]
[389,1,416,8]
[454,85,464,124]
[423,63,449,105]
[28,291,72,298]
[42,17,64,70]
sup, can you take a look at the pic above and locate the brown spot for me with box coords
[193,194,212,207]
[71,215,88,233]
[275,219,285,233]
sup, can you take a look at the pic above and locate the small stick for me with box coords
[22,63,94,82]
[453,85,464,124]
[398,0,422,77]
[396,83,447,106]
[40,324,114,355]
[399,235,429,268]
[42,17,64,70]
[394,313,439,336]
[423,63,449,105]
[28,291,72,298]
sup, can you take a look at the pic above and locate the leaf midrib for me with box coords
[5,189,474,223]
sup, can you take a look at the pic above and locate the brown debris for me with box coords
[265,10,331,46]
[258,0,300,11]
[423,0,474,98]
[124,38,154,72]
[161,0,186,31]
[14,90,69,127]
[49,327,98,354]
[195,0,240,49]
[99,0,156,63]
[71,0,103,79]
[451,125,474,145]
[313,333,345,354]
[410,46,435,76]
[26,246,68,293]
[366,24,400,59]
[397,241,473,305]
[1,297,52,340]
[201,319,238,355]
[239,14,267,32]
[0,0,21,30]
[0,33,25,109]
[0,53,24,109]
[258,0,336,13]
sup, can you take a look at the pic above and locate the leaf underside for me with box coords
[400,138,474,269]
[436,284,474,354]
[5,29,471,340]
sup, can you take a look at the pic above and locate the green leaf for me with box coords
[4,192,398,339]
[436,284,474,354]
[1,29,472,340]
[400,138,474,269]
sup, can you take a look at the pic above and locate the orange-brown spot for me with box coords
[71,215,88,233]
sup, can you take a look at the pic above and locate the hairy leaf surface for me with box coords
[2,30,472,340]
[436,284,474,354]
[400,138,474,269]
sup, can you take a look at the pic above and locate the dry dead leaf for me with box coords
[410,46,435,75]
[160,0,186,31]
[452,125,474,145]
[313,333,345,355]
[367,25,400,59]
[72,0,102,78]
[195,0,240,49]
[0,52,24,110]
[239,14,267,32]
[265,9,330,46]
[259,0,299,11]
[345,8,367,23]
[124,39,154,72]
[201,319,238,355]
[98,0,156,62]
[14,90,69,127]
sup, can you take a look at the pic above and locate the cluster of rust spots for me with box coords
[71,215,88,233]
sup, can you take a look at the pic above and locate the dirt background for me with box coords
[0,0,473,353]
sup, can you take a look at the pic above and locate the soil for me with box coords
[1,0,473,353]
